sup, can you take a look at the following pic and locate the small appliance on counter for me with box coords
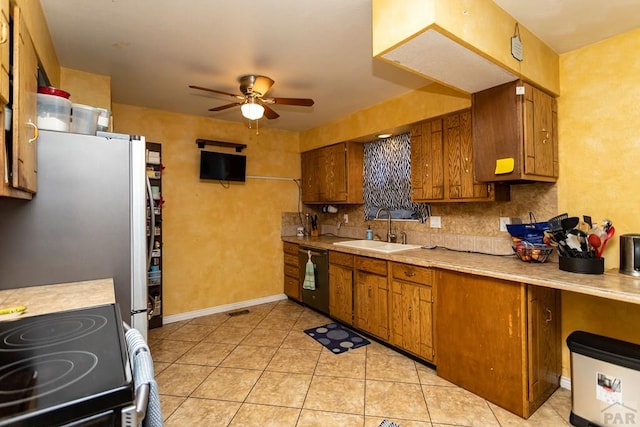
[619,234,640,277]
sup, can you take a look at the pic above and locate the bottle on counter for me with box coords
[366,225,373,240]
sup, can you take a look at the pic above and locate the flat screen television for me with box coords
[199,151,247,182]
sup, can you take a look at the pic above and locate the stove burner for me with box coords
[0,315,107,351]
[0,351,98,414]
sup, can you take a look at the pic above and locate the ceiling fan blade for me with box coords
[208,102,241,112]
[271,97,315,107]
[189,85,240,98]
[262,104,280,120]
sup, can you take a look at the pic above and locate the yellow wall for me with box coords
[111,103,300,315]
[300,83,470,151]
[60,68,111,110]
[558,28,640,377]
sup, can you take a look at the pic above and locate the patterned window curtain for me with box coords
[363,133,430,222]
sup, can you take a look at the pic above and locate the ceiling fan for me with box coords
[189,75,314,121]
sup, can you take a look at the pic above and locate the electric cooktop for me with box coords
[0,304,134,426]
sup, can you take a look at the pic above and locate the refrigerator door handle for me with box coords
[145,175,155,271]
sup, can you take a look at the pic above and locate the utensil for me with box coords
[548,213,568,232]
[561,216,580,232]
[597,226,615,258]
[588,233,602,257]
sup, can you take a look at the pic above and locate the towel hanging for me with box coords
[303,250,316,290]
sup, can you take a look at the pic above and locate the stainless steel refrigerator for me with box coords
[0,130,150,339]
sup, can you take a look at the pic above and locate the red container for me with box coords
[38,86,71,99]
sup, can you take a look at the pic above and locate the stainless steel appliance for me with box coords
[0,130,152,340]
[0,304,144,426]
[619,234,640,277]
[298,246,329,315]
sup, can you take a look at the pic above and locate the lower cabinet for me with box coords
[435,269,560,418]
[328,251,354,325]
[283,242,300,301]
[354,256,389,341]
[389,263,435,363]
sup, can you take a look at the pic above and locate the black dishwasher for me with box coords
[298,246,329,315]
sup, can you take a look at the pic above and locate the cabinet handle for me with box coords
[368,285,372,298]
[27,120,39,144]
[545,307,552,323]
[408,306,412,321]
[540,129,550,144]
[0,22,7,44]
[404,270,415,277]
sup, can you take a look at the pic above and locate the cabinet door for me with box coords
[11,5,38,193]
[524,85,556,178]
[390,280,434,361]
[329,263,353,325]
[412,119,444,201]
[0,0,9,104]
[354,270,388,340]
[301,150,319,203]
[321,143,347,202]
[527,285,560,406]
[445,110,489,200]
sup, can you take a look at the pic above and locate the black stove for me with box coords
[0,304,134,426]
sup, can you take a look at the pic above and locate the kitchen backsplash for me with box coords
[282,182,558,256]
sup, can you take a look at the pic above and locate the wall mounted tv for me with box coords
[199,151,247,182]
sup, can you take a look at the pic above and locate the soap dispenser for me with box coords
[366,225,373,240]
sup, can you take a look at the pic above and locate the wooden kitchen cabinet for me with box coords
[411,109,509,203]
[283,242,301,301]
[0,4,38,198]
[389,263,435,362]
[0,0,9,104]
[354,256,388,340]
[301,141,364,204]
[472,80,558,182]
[435,269,560,418]
[328,251,354,325]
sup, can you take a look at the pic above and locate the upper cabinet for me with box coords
[472,81,558,183]
[411,109,509,202]
[301,141,364,204]
[0,3,38,199]
[0,0,9,104]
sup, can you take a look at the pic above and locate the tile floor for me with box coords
[148,299,572,426]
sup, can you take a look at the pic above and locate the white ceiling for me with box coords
[39,0,640,132]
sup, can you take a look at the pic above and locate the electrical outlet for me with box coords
[430,216,441,228]
[343,214,348,224]
[499,217,511,232]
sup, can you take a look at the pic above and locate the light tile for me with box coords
[150,339,195,364]
[223,312,265,328]
[164,323,214,342]
[155,363,214,397]
[299,409,365,427]
[256,313,299,330]
[176,341,236,366]
[266,347,321,374]
[159,395,185,421]
[314,348,366,379]
[202,325,254,345]
[153,361,171,376]
[191,367,262,401]
[365,379,430,422]
[281,330,325,350]
[220,345,277,370]
[489,400,571,426]
[164,397,240,426]
[365,341,403,358]
[546,388,572,419]
[422,384,500,426]
[365,417,432,427]
[241,327,289,347]
[304,375,365,415]
[188,312,229,327]
[416,363,456,387]
[245,371,313,408]
[366,352,420,383]
[148,321,189,341]
[230,403,301,427]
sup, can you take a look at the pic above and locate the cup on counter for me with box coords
[296,227,304,237]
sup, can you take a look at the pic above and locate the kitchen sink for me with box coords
[333,240,422,253]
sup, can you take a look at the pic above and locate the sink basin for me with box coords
[333,240,422,253]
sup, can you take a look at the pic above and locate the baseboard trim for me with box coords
[163,293,289,324]
[560,375,572,390]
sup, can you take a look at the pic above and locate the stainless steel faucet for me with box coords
[375,207,396,243]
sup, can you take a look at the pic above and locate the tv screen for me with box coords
[199,151,246,182]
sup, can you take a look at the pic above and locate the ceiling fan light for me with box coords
[241,102,265,120]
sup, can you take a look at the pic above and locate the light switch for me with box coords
[430,216,441,228]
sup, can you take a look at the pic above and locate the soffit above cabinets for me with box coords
[380,29,518,94]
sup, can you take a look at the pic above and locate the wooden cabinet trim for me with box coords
[355,255,387,277]
[329,250,354,267]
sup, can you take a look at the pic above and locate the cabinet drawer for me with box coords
[284,263,298,278]
[283,242,299,255]
[284,253,298,267]
[391,263,431,285]
[356,256,387,276]
[329,251,354,268]
[284,275,300,301]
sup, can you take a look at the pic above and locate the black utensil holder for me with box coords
[559,256,604,274]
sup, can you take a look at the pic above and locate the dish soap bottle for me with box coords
[366,225,373,240]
